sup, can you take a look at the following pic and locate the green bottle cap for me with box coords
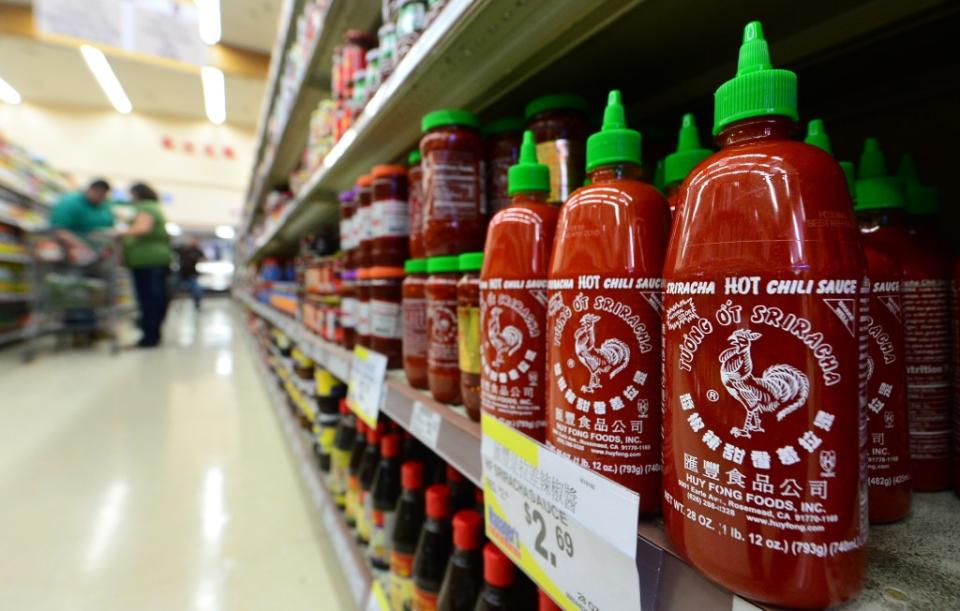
[713,21,798,135]
[408,149,421,166]
[483,117,524,137]
[803,119,832,155]
[421,109,480,133]
[507,131,550,195]
[585,90,641,172]
[404,258,427,274]
[458,252,483,272]
[653,158,665,193]
[524,94,588,120]
[838,161,856,199]
[854,138,904,211]
[664,113,712,186]
[897,154,940,216]
[426,255,460,274]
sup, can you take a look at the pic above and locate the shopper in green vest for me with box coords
[121,183,172,348]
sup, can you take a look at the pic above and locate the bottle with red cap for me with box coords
[475,543,516,610]
[390,461,427,611]
[412,484,453,610]
[329,400,356,511]
[445,465,475,515]
[538,589,561,611]
[436,509,484,611]
[370,433,403,570]
[346,419,368,529]
[357,423,383,546]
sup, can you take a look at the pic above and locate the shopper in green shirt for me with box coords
[51,179,115,257]
[121,182,172,348]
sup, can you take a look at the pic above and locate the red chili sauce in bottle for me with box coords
[369,265,405,369]
[483,117,524,216]
[480,130,558,442]
[403,258,430,389]
[662,23,866,608]
[409,150,426,259]
[525,94,590,206]
[356,174,374,267]
[426,256,462,404]
[371,164,410,266]
[340,189,357,268]
[547,91,669,515]
[457,252,483,421]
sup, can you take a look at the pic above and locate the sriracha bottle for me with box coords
[663,113,712,219]
[475,543,516,611]
[436,509,484,611]
[806,121,911,523]
[546,90,670,514]
[412,484,453,610]
[370,433,403,570]
[856,139,952,491]
[391,461,426,611]
[480,130,558,442]
[662,22,867,607]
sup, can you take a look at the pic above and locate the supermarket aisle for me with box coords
[0,299,353,611]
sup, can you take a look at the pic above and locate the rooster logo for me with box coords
[574,313,630,393]
[487,306,523,367]
[719,329,810,438]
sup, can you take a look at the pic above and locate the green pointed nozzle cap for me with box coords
[897,154,940,216]
[507,131,550,195]
[838,161,855,199]
[585,90,641,172]
[664,113,712,186]
[854,137,904,211]
[713,21,798,135]
[653,158,665,193]
[804,119,832,155]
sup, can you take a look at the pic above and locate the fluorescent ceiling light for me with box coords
[197,0,222,46]
[79,45,132,114]
[214,225,235,240]
[165,222,183,236]
[0,76,22,105]
[201,66,226,125]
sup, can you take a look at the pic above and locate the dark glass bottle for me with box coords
[330,400,355,511]
[445,465,475,515]
[437,510,484,611]
[475,543,516,610]
[370,433,403,570]
[346,419,367,528]
[391,461,426,611]
[357,424,383,546]
[412,484,453,610]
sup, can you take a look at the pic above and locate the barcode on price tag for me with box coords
[410,401,442,449]
[346,346,388,428]
[481,414,641,611]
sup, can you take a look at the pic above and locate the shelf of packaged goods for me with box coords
[245,331,374,609]
[0,251,31,264]
[243,0,382,234]
[241,0,646,261]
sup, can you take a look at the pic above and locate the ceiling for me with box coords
[0,0,283,128]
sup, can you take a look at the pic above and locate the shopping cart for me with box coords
[22,231,133,359]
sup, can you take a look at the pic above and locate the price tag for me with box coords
[410,401,442,449]
[481,414,641,611]
[365,581,390,611]
[346,346,388,429]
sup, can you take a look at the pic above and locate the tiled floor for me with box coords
[0,299,353,610]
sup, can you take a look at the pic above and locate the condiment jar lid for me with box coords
[524,93,588,119]
[372,164,407,178]
[356,268,372,279]
[421,109,480,133]
[458,252,483,272]
[366,424,381,445]
[508,131,550,195]
[898,154,940,216]
[855,137,905,212]
[408,149,421,166]
[425,484,451,519]
[426,255,459,274]
[713,21,797,135]
[586,90,641,172]
[452,509,483,550]
[664,113,712,187]
[369,266,406,279]
[404,258,427,274]
[338,189,356,203]
[483,543,515,588]
[356,174,373,188]
[483,117,524,137]
[381,433,401,458]
[402,461,424,490]
[446,464,464,483]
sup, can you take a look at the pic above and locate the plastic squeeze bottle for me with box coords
[662,23,867,608]
[856,139,952,491]
[546,90,670,514]
[390,461,426,611]
[480,130,558,442]
[436,509,484,611]
[806,121,911,523]
[663,113,712,218]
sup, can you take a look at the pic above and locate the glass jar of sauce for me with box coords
[341,269,358,349]
[356,174,374,268]
[408,150,425,260]
[340,189,357,268]
[457,252,483,421]
[369,266,406,369]
[420,109,485,257]
[483,117,524,216]
[356,268,372,348]
[371,164,410,267]
[402,259,429,389]
[524,94,590,204]
[426,255,461,404]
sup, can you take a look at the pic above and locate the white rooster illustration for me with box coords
[574,314,630,393]
[719,329,810,438]
[487,306,523,367]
